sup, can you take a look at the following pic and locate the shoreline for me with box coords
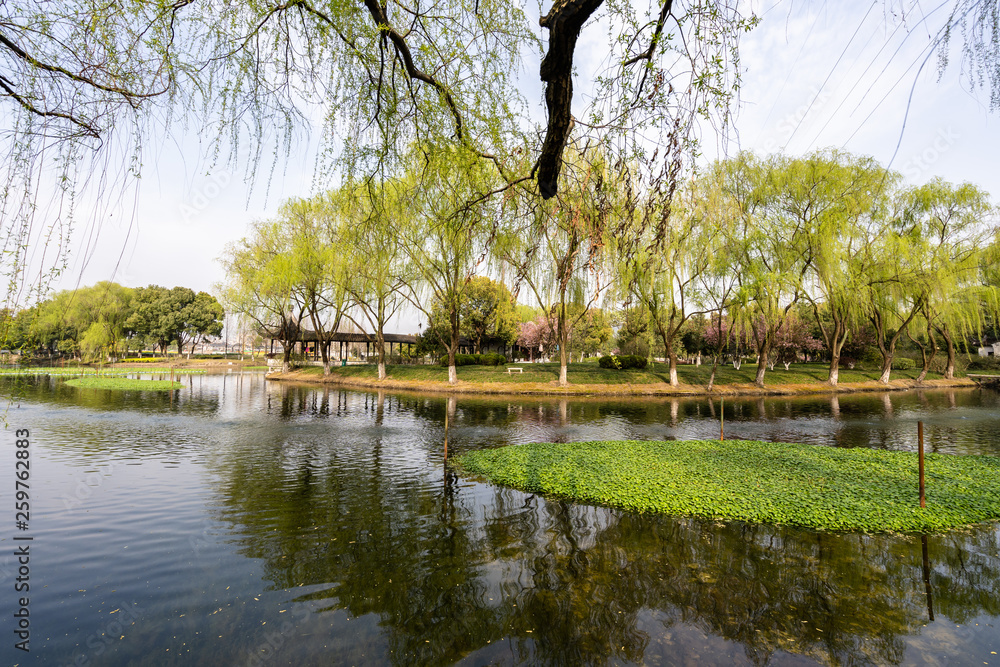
[263,368,977,398]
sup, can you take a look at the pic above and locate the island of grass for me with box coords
[456,440,1000,533]
[65,377,182,391]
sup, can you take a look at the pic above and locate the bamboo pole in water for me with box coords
[918,421,926,509]
[719,397,724,441]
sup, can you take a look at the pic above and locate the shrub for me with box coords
[598,354,647,370]
[438,353,508,367]
[891,357,915,370]
[966,356,1000,371]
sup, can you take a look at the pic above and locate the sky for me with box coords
[48,0,1000,334]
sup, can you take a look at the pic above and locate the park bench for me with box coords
[506,366,523,374]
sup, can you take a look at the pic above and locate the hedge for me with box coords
[598,354,648,370]
[438,353,508,367]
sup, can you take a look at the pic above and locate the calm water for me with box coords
[1,373,999,666]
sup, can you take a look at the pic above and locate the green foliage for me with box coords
[615,307,652,358]
[891,357,916,370]
[458,276,519,351]
[126,285,224,355]
[64,378,182,391]
[457,440,1000,533]
[965,356,1000,371]
[438,353,507,367]
[598,354,647,370]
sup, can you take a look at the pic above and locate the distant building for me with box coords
[977,342,1000,357]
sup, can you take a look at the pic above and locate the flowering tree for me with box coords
[769,314,823,370]
[702,315,754,370]
[517,315,557,362]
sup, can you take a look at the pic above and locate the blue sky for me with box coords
[52,0,1000,332]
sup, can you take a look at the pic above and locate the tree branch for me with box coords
[536,0,605,199]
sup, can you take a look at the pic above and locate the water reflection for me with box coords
[13,375,1000,666]
[198,382,1000,666]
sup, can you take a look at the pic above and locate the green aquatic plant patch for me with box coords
[456,440,1000,533]
[65,378,182,391]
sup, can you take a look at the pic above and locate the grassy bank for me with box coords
[0,367,206,376]
[270,361,972,396]
[456,440,1000,533]
[65,377,182,391]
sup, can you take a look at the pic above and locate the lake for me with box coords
[1,372,999,666]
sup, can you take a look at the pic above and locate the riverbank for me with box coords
[456,439,1000,532]
[265,361,976,397]
[111,358,268,369]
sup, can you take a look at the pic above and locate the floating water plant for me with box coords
[456,440,1000,533]
[64,378,182,391]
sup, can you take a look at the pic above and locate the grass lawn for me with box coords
[64,377,182,391]
[291,360,950,388]
[0,367,205,376]
[456,440,1000,533]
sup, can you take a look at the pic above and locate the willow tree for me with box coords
[901,179,997,379]
[217,220,305,373]
[281,198,351,376]
[709,153,808,388]
[494,144,614,386]
[401,145,495,384]
[858,200,927,385]
[773,151,890,386]
[617,185,715,386]
[335,182,411,381]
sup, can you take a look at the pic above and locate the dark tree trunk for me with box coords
[536,0,606,198]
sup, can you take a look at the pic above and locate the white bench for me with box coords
[506,367,523,374]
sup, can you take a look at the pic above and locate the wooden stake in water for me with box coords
[720,397,724,441]
[921,533,935,621]
[918,420,926,509]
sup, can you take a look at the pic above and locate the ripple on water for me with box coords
[7,377,1000,666]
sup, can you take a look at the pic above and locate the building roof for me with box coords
[262,327,417,345]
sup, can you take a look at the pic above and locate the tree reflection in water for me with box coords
[206,387,1000,666]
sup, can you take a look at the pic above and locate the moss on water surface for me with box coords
[65,377,182,391]
[456,440,1000,533]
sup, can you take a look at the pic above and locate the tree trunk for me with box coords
[557,301,569,387]
[878,356,893,384]
[754,339,772,388]
[320,339,331,377]
[707,356,719,392]
[447,308,460,385]
[377,337,386,380]
[282,344,292,373]
[656,322,681,387]
[940,326,956,379]
[903,321,935,384]
[828,355,840,386]
[559,346,568,386]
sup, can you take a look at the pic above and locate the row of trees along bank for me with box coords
[3,283,224,361]
[218,147,1000,387]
